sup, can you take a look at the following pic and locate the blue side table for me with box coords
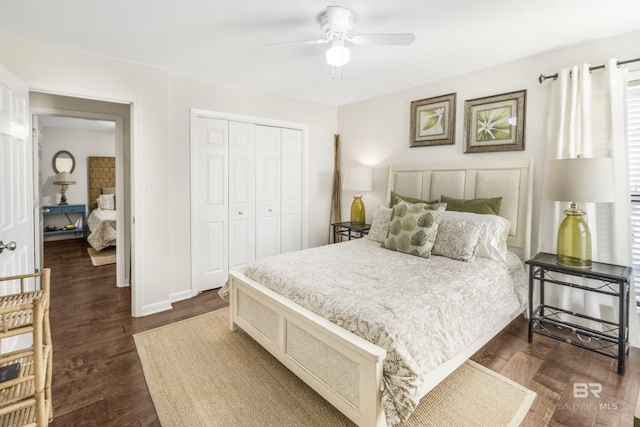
[42,204,87,239]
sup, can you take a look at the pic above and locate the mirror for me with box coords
[52,150,75,174]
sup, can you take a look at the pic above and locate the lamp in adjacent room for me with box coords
[53,171,76,206]
[546,157,615,268]
[343,166,372,224]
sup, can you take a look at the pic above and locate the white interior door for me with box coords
[191,115,228,292]
[256,126,282,259]
[281,128,302,254]
[0,64,35,353]
[0,64,34,281]
[228,121,255,273]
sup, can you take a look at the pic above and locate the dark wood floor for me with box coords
[43,238,639,426]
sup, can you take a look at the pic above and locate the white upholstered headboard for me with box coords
[387,159,534,259]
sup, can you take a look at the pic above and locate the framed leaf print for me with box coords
[410,93,456,147]
[464,90,526,153]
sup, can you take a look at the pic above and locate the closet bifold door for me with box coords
[228,121,256,273]
[191,116,229,293]
[281,128,303,254]
[256,125,282,260]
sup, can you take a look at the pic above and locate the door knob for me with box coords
[238,211,243,215]
[0,241,17,253]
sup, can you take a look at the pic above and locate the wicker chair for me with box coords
[0,269,52,426]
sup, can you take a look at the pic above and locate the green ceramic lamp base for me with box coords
[350,194,366,224]
[556,206,592,269]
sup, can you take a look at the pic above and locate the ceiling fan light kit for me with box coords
[326,42,350,67]
[264,6,415,73]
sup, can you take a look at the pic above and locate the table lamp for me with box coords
[54,171,76,205]
[343,166,372,224]
[546,157,615,268]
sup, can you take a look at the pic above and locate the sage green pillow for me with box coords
[382,201,446,258]
[389,191,439,208]
[441,195,502,215]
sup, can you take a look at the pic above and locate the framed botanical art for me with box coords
[410,93,456,147]
[464,90,526,153]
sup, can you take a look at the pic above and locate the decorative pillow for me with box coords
[101,187,116,195]
[432,218,486,262]
[441,211,511,261]
[98,194,115,210]
[366,206,393,243]
[382,201,446,258]
[441,195,502,215]
[389,191,439,208]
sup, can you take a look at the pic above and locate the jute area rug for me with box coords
[87,247,116,266]
[134,308,535,427]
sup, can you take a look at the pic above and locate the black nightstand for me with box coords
[525,252,632,374]
[332,222,370,243]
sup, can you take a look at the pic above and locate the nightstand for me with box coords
[525,252,631,374]
[332,221,370,243]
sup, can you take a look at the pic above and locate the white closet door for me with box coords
[228,121,256,273]
[191,116,228,292]
[281,128,302,254]
[256,126,282,260]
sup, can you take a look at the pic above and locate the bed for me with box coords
[223,159,533,427]
[87,156,117,251]
[87,208,116,251]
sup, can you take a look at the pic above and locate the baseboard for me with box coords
[170,290,193,303]
[141,300,172,317]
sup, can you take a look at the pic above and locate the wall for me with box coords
[0,35,337,315]
[337,30,640,255]
[3,30,637,314]
[41,126,116,208]
[1,35,170,316]
[167,75,337,301]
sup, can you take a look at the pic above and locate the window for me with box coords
[627,72,640,304]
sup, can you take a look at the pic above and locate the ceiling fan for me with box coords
[264,6,415,68]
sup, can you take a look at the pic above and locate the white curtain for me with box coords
[537,58,640,346]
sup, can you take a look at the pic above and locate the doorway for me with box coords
[31,92,132,290]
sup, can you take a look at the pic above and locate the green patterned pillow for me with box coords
[382,201,446,258]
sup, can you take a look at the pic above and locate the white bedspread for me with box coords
[87,209,116,251]
[220,239,527,425]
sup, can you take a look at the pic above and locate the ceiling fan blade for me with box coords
[263,38,329,48]
[351,33,416,46]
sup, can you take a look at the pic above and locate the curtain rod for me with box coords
[538,57,640,84]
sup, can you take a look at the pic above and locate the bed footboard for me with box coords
[228,271,387,427]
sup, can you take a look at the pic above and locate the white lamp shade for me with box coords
[546,157,614,203]
[343,167,372,192]
[326,45,350,67]
[53,171,76,185]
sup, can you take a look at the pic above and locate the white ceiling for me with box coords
[1,1,639,107]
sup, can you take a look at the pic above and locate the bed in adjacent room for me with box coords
[222,159,533,427]
[86,156,117,251]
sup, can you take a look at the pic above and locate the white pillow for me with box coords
[366,206,393,243]
[432,219,485,262]
[98,194,115,210]
[441,211,510,261]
